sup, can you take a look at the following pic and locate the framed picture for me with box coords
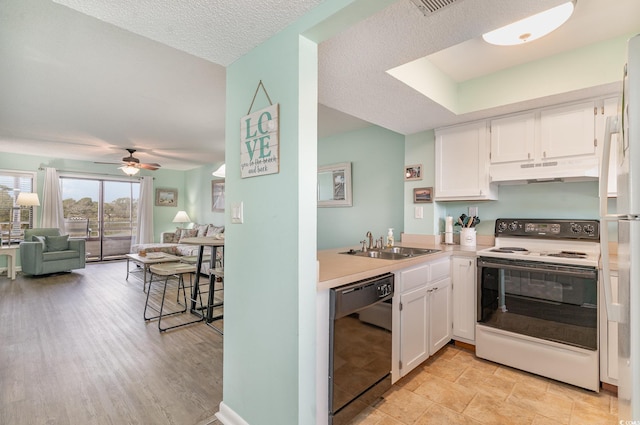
[212,181,225,212]
[155,188,178,207]
[404,164,422,181]
[413,187,433,203]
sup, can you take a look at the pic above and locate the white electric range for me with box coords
[475,218,602,392]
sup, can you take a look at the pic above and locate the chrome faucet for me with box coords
[366,231,373,250]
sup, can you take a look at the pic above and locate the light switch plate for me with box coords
[231,201,243,224]
[414,206,423,219]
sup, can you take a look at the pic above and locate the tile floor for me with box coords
[348,344,618,425]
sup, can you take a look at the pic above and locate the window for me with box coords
[0,171,36,244]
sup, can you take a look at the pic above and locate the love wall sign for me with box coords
[240,104,279,178]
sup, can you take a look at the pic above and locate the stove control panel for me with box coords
[494,218,599,240]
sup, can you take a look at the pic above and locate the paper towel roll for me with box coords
[445,216,453,244]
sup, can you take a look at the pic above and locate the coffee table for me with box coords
[126,252,181,291]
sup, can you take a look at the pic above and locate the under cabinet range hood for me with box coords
[489,156,599,184]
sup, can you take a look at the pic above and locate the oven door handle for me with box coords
[477,259,597,279]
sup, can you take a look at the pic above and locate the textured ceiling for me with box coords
[0,0,638,171]
[52,0,326,67]
[318,0,640,134]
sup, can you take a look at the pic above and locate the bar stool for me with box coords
[144,262,202,332]
[205,267,224,334]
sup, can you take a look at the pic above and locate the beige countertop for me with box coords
[317,241,491,291]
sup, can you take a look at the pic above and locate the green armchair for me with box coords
[20,228,86,276]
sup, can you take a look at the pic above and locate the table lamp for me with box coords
[173,211,191,225]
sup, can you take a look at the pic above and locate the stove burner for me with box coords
[490,247,529,253]
[547,250,588,259]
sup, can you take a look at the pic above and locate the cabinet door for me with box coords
[428,278,452,355]
[435,121,496,200]
[490,112,535,164]
[452,257,476,343]
[399,286,429,376]
[540,101,596,160]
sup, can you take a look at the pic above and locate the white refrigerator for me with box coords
[600,33,640,421]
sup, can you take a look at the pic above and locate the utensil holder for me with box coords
[460,228,476,247]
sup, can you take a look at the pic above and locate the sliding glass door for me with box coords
[60,177,140,261]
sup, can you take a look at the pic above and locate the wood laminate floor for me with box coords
[0,261,222,425]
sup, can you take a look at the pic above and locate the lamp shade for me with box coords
[212,163,225,178]
[119,165,140,176]
[172,211,191,223]
[16,192,40,206]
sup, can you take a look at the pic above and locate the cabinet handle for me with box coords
[527,152,531,160]
[543,151,547,158]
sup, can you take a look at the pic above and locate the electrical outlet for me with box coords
[468,206,478,217]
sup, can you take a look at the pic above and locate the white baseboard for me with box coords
[216,402,249,425]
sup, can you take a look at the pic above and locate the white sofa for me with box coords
[131,224,224,272]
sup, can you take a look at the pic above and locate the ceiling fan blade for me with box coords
[94,161,122,165]
[138,163,161,170]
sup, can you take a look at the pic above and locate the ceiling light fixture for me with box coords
[120,165,140,176]
[482,1,575,46]
[212,163,225,178]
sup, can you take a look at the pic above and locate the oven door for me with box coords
[477,256,598,350]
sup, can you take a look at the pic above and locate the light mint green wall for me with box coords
[184,163,225,227]
[403,129,445,236]
[440,181,600,235]
[0,151,190,242]
[222,1,396,424]
[318,126,404,250]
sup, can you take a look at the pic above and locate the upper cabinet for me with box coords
[490,112,536,164]
[435,121,498,201]
[489,100,600,183]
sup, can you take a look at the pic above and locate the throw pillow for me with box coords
[194,223,209,238]
[45,234,70,251]
[32,235,46,251]
[205,225,225,237]
[178,228,197,243]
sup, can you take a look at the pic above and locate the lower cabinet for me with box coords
[451,256,476,344]
[397,258,452,378]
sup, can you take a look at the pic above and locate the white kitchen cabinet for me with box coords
[539,101,596,160]
[489,100,599,183]
[599,270,619,386]
[399,285,430,373]
[451,256,476,344]
[489,112,536,164]
[428,277,452,355]
[397,258,451,377]
[435,121,497,201]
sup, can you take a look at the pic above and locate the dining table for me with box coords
[179,236,225,325]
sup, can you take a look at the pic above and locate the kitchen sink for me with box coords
[340,246,440,260]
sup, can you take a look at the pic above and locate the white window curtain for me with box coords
[42,167,65,230]
[133,176,154,248]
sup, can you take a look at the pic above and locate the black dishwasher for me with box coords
[329,272,394,425]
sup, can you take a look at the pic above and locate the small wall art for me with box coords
[212,180,225,212]
[413,187,433,203]
[404,164,422,181]
[155,188,178,206]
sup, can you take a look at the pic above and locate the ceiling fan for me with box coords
[96,149,161,175]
